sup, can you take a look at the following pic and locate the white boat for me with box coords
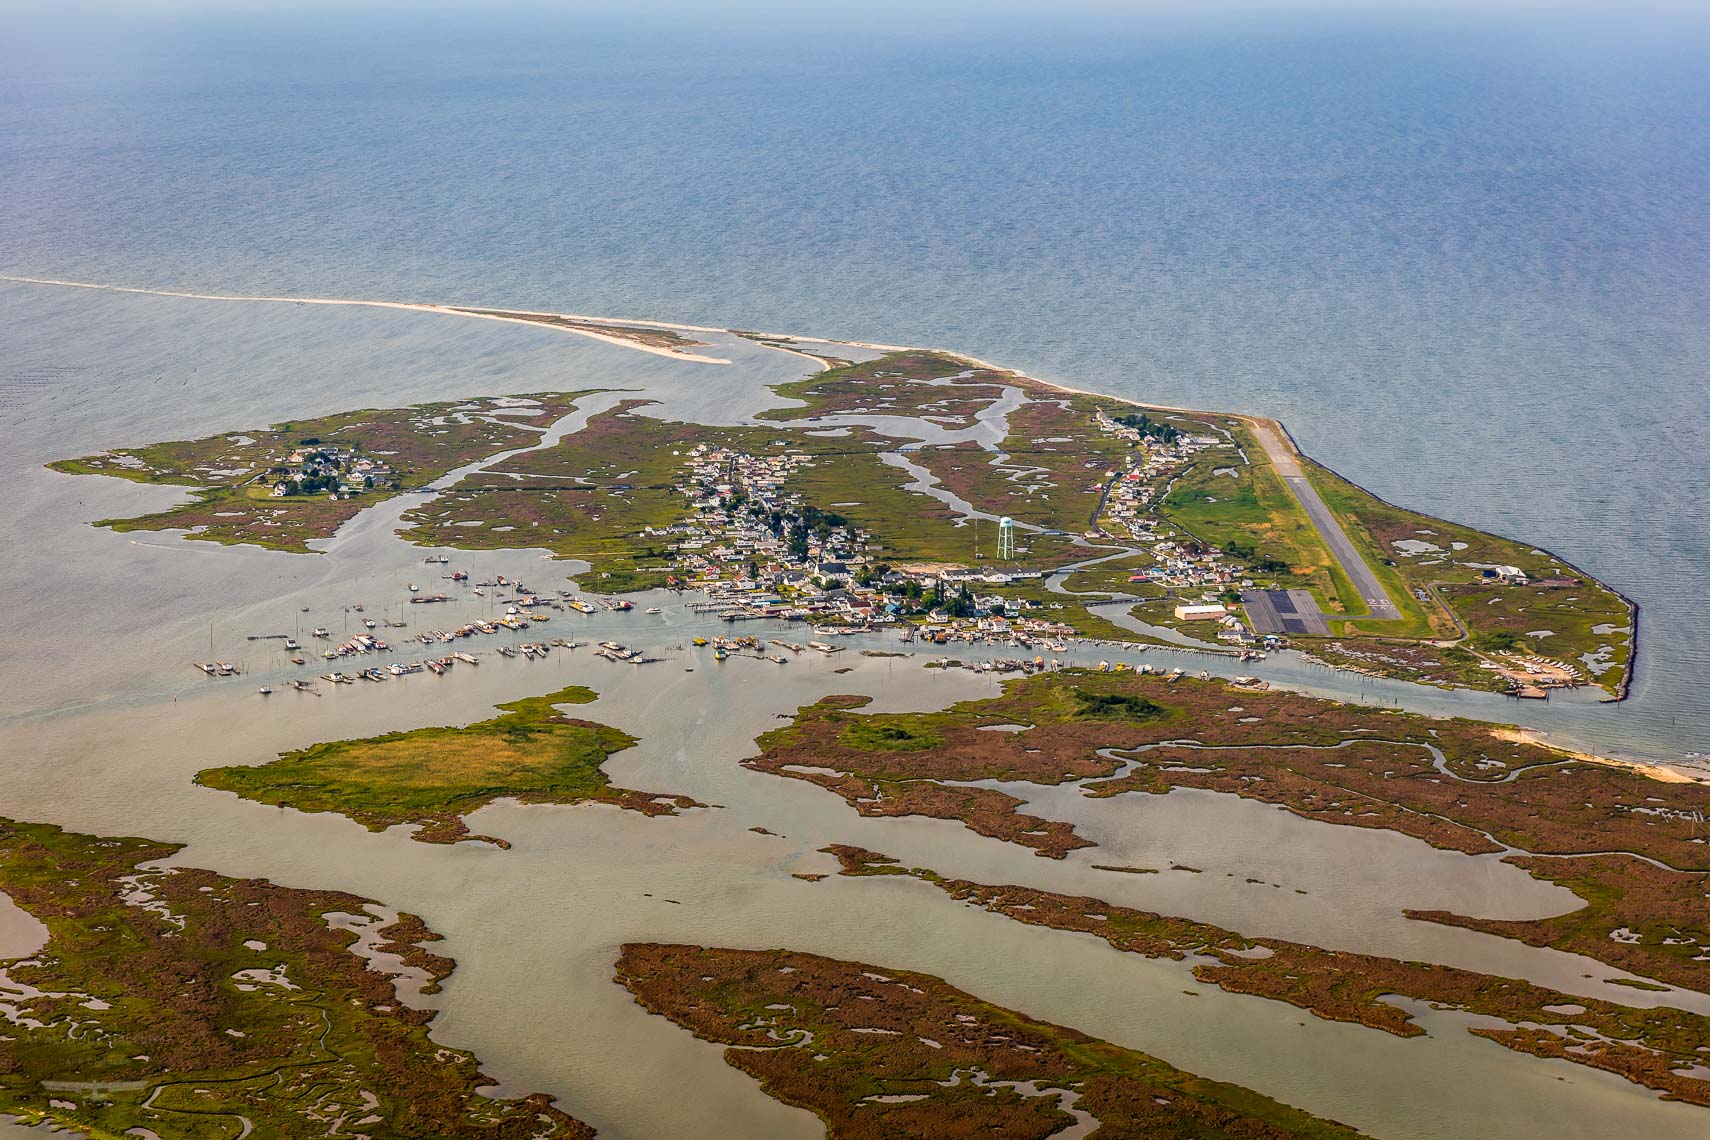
[258,686,272,695]
[644,607,663,615]
[408,583,420,592]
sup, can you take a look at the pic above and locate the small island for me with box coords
[0,817,591,1137]
[197,684,698,846]
[49,392,592,552]
[615,942,1365,1138]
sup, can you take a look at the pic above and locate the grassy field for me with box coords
[197,685,696,846]
[910,393,1132,530]
[760,349,1010,426]
[0,818,591,1138]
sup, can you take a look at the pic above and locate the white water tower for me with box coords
[996,516,1016,560]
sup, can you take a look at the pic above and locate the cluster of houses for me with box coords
[263,443,396,500]
[648,443,1074,638]
[1090,411,1269,642]
[633,413,1313,648]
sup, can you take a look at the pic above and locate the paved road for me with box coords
[1245,419,1402,622]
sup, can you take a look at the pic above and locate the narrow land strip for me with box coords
[1244,418,1401,621]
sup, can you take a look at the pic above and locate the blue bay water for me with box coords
[2,4,1707,755]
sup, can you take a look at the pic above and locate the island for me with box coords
[0,817,590,1137]
[196,685,697,846]
[52,342,1634,698]
[49,392,593,553]
[614,942,1364,1138]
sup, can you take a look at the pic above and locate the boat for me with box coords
[713,648,728,661]
[284,638,300,651]
[408,583,420,592]
[692,637,709,647]
[311,628,330,639]
[768,654,788,664]
[258,686,272,695]
[424,555,449,564]
[363,619,377,629]
[644,607,663,615]
[290,656,305,666]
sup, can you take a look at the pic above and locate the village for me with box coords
[645,442,1080,646]
[263,440,398,499]
[632,432,1293,662]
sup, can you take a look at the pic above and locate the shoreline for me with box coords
[0,274,734,365]
[1488,726,1705,785]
